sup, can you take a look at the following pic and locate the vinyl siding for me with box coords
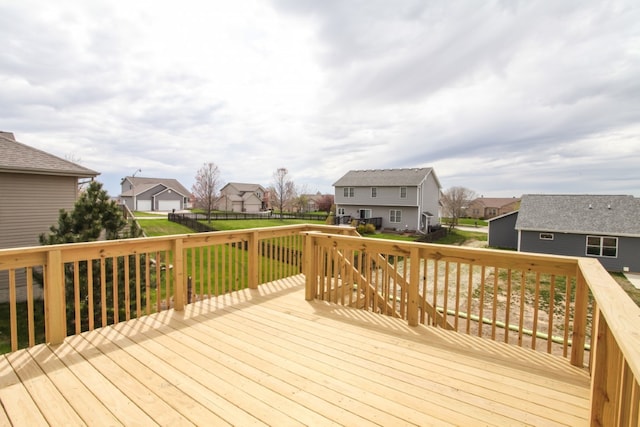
[335,186,419,207]
[520,231,640,272]
[488,212,518,249]
[0,172,78,249]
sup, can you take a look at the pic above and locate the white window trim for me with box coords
[359,209,372,219]
[539,233,554,240]
[343,187,354,198]
[371,187,377,198]
[390,209,402,223]
[586,235,618,258]
[399,187,407,198]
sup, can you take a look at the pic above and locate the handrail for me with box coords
[301,231,640,426]
[0,224,357,352]
[2,226,638,424]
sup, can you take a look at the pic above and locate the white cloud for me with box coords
[1,0,639,198]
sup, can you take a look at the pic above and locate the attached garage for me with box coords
[136,200,152,211]
[158,200,181,212]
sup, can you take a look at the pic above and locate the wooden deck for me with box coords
[0,275,591,426]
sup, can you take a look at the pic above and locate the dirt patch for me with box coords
[461,239,488,248]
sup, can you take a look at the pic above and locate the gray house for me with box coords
[487,210,519,249]
[333,168,441,233]
[488,194,640,272]
[120,176,191,212]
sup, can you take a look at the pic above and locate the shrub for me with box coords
[357,223,376,234]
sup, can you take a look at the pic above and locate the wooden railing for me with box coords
[302,232,640,426]
[0,224,356,353]
[1,226,638,424]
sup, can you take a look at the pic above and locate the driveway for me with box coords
[625,273,640,290]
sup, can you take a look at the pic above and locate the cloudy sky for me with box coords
[2,0,639,198]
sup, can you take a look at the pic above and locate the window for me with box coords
[359,209,371,219]
[539,233,554,240]
[586,236,618,258]
[343,187,354,198]
[390,209,402,223]
[371,187,377,198]
[337,208,345,216]
[400,187,407,198]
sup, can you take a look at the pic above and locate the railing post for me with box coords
[571,266,588,367]
[45,249,66,345]
[248,230,259,289]
[408,247,420,326]
[173,238,185,310]
[304,232,316,301]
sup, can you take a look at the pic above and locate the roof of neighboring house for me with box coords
[120,176,190,197]
[333,168,440,188]
[487,210,519,222]
[471,197,520,208]
[221,182,266,193]
[0,132,99,177]
[515,194,640,237]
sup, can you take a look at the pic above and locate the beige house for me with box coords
[0,131,98,301]
[467,197,520,219]
[216,182,267,213]
[0,131,99,249]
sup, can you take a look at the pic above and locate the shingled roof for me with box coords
[515,194,640,237]
[0,132,98,177]
[121,176,190,197]
[333,168,440,187]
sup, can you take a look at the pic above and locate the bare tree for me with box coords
[441,186,476,229]
[192,162,221,222]
[270,167,295,219]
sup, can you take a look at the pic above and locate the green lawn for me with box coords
[204,218,326,230]
[136,219,194,236]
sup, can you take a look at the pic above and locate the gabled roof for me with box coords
[221,182,266,193]
[515,194,640,237]
[471,197,520,208]
[0,132,99,177]
[333,168,440,188]
[121,176,190,197]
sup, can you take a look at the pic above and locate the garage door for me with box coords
[158,200,181,212]
[136,200,151,211]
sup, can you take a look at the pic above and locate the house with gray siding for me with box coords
[120,176,191,212]
[487,210,519,249]
[333,168,441,233]
[0,131,98,301]
[499,194,640,273]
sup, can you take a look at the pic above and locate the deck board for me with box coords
[0,275,590,426]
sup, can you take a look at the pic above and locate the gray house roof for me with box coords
[120,176,190,197]
[0,132,99,177]
[515,194,640,237]
[333,168,440,188]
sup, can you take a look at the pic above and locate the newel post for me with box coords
[571,266,588,367]
[45,249,66,345]
[408,247,420,326]
[173,237,185,310]
[248,230,259,289]
[304,232,317,301]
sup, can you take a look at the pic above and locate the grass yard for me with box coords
[136,219,194,236]
[204,218,326,230]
